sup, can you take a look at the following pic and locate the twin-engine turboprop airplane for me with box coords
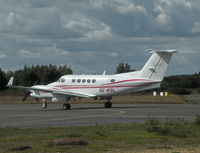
[7,49,177,110]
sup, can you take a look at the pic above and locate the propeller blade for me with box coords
[22,92,30,101]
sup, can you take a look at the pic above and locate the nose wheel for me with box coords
[41,99,47,109]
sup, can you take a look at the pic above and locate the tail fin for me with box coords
[139,49,177,81]
[7,77,14,87]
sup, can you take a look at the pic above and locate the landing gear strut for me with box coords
[104,99,112,108]
[41,98,47,109]
[63,97,71,110]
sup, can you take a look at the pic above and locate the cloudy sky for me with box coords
[0,0,200,75]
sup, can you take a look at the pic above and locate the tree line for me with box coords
[160,72,200,94]
[0,65,73,90]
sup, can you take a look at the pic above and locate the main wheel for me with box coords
[63,103,71,110]
[104,102,112,108]
[41,102,47,109]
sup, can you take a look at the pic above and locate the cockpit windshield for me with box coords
[61,78,65,82]
[57,78,65,83]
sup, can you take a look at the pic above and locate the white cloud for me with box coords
[62,18,98,34]
[89,0,104,10]
[155,0,192,13]
[179,55,189,64]
[19,50,40,59]
[7,12,20,26]
[155,13,172,28]
[0,53,7,59]
[112,0,147,15]
[179,48,198,54]
[175,0,192,9]
[192,22,200,33]
[43,43,70,57]
[82,23,112,41]
[110,52,118,57]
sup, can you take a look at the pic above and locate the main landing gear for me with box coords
[104,98,112,108]
[63,103,71,110]
[63,97,71,110]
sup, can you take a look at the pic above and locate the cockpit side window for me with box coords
[61,78,65,82]
[111,79,115,82]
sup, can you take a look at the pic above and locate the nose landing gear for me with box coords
[41,98,47,109]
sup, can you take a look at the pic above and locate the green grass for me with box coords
[1,118,200,153]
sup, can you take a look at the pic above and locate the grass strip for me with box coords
[1,116,200,153]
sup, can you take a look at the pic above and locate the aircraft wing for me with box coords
[52,90,95,98]
[7,77,95,98]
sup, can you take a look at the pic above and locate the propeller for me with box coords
[22,92,40,102]
[22,91,31,101]
[22,80,40,102]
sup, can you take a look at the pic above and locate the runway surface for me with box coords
[0,104,200,128]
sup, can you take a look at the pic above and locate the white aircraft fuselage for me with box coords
[30,74,160,100]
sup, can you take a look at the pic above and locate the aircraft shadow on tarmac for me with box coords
[41,105,177,111]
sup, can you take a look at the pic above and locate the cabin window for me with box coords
[77,79,81,83]
[57,79,61,82]
[82,79,86,83]
[87,79,91,83]
[72,79,76,83]
[61,78,65,82]
[111,79,115,82]
[92,79,96,83]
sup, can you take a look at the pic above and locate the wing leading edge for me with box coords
[7,77,96,98]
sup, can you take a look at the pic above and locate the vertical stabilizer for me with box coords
[139,50,177,81]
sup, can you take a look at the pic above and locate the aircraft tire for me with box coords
[104,102,112,108]
[63,103,71,110]
[41,103,47,109]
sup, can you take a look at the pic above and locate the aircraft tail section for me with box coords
[139,50,177,81]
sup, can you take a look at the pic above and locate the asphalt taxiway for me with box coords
[0,104,200,128]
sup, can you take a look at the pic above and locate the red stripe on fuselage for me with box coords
[52,84,150,90]
[55,79,152,88]
[61,85,147,89]
[103,79,152,85]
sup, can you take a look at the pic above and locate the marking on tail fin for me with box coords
[149,55,162,79]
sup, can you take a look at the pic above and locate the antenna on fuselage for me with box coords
[102,71,106,75]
